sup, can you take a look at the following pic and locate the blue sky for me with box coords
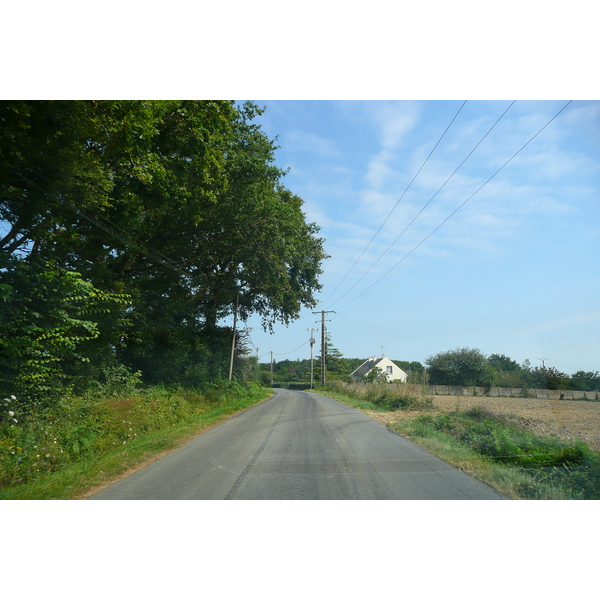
[238,100,600,375]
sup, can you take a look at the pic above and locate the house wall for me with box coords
[377,356,407,383]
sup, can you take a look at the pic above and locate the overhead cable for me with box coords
[335,100,573,311]
[318,100,467,307]
[329,100,516,308]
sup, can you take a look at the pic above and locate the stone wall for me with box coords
[340,382,599,400]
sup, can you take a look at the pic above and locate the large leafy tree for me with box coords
[1,100,327,387]
[570,371,600,392]
[426,347,497,387]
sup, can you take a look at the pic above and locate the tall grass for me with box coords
[0,380,269,499]
[323,380,433,411]
[392,406,600,500]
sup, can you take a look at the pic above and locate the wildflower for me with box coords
[45,454,50,458]
[11,395,16,400]
[8,411,14,417]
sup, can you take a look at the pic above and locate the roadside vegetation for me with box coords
[320,381,600,500]
[0,376,269,500]
[322,380,432,411]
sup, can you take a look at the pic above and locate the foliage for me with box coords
[323,380,433,411]
[0,100,327,402]
[362,366,386,383]
[423,347,594,391]
[0,382,267,494]
[0,255,130,411]
[570,371,600,392]
[526,366,571,390]
[405,407,600,499]
[426,347,497,387]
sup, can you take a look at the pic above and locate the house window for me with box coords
[386,366,393,374]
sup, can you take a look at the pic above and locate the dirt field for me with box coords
[364,394,600,453]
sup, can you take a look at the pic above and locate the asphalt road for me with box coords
[90,388,506,500]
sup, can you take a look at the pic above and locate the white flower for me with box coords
[13,418,17,423]
[10,395,16,400]
[8,411,14,417]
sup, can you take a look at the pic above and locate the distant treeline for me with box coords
[260,346,600,392]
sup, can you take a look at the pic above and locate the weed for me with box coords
[0,382,269,496]
[323,381,433,411]
[398,409,600,499]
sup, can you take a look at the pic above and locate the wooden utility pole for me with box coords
[312,310,335,386]
[308,328,318,389]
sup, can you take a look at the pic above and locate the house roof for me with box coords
[350,357,381,379]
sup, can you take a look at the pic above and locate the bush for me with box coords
[408,407,600,499]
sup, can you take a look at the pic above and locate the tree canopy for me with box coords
[1,100,327,407]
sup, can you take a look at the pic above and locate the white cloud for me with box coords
[524,309,600,336]
[369,102,420,150]
[284,129,340,159]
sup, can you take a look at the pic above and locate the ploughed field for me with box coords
[365,395,600,453]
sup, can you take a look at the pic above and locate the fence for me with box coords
[340,382,599,401]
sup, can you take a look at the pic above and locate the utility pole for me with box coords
[312,310,335,386]
[308,328,318,389]
[270,351,274,387]
[539,358,548,368]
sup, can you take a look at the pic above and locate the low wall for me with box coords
[342,382,599,400]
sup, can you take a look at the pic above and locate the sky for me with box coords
[237,100,600,375]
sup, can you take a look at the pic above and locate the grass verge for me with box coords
[0,383,271,500]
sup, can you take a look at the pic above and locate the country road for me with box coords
[90,388,506,500]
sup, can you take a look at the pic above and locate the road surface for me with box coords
[90,388,506,500]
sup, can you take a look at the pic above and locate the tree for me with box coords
[0,255,129,410]
[570,371,600,392]
[363,366,386,383]
[1,101,327,388]
[527,366,570,391]
[426,347,497,387]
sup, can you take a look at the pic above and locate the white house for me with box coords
[349,355,408,383]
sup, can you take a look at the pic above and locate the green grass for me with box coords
[391,407,600,500]
[0,382,271,500]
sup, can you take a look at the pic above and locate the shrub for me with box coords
[408,408,600,498]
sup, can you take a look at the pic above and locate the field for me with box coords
[365,394,600,453]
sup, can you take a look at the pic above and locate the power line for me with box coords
[328,100,516,309]
[318,100,468,307]
[335,100,573,311]
[272,340,310,356]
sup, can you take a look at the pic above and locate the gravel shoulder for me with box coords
[363,394,600,453]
